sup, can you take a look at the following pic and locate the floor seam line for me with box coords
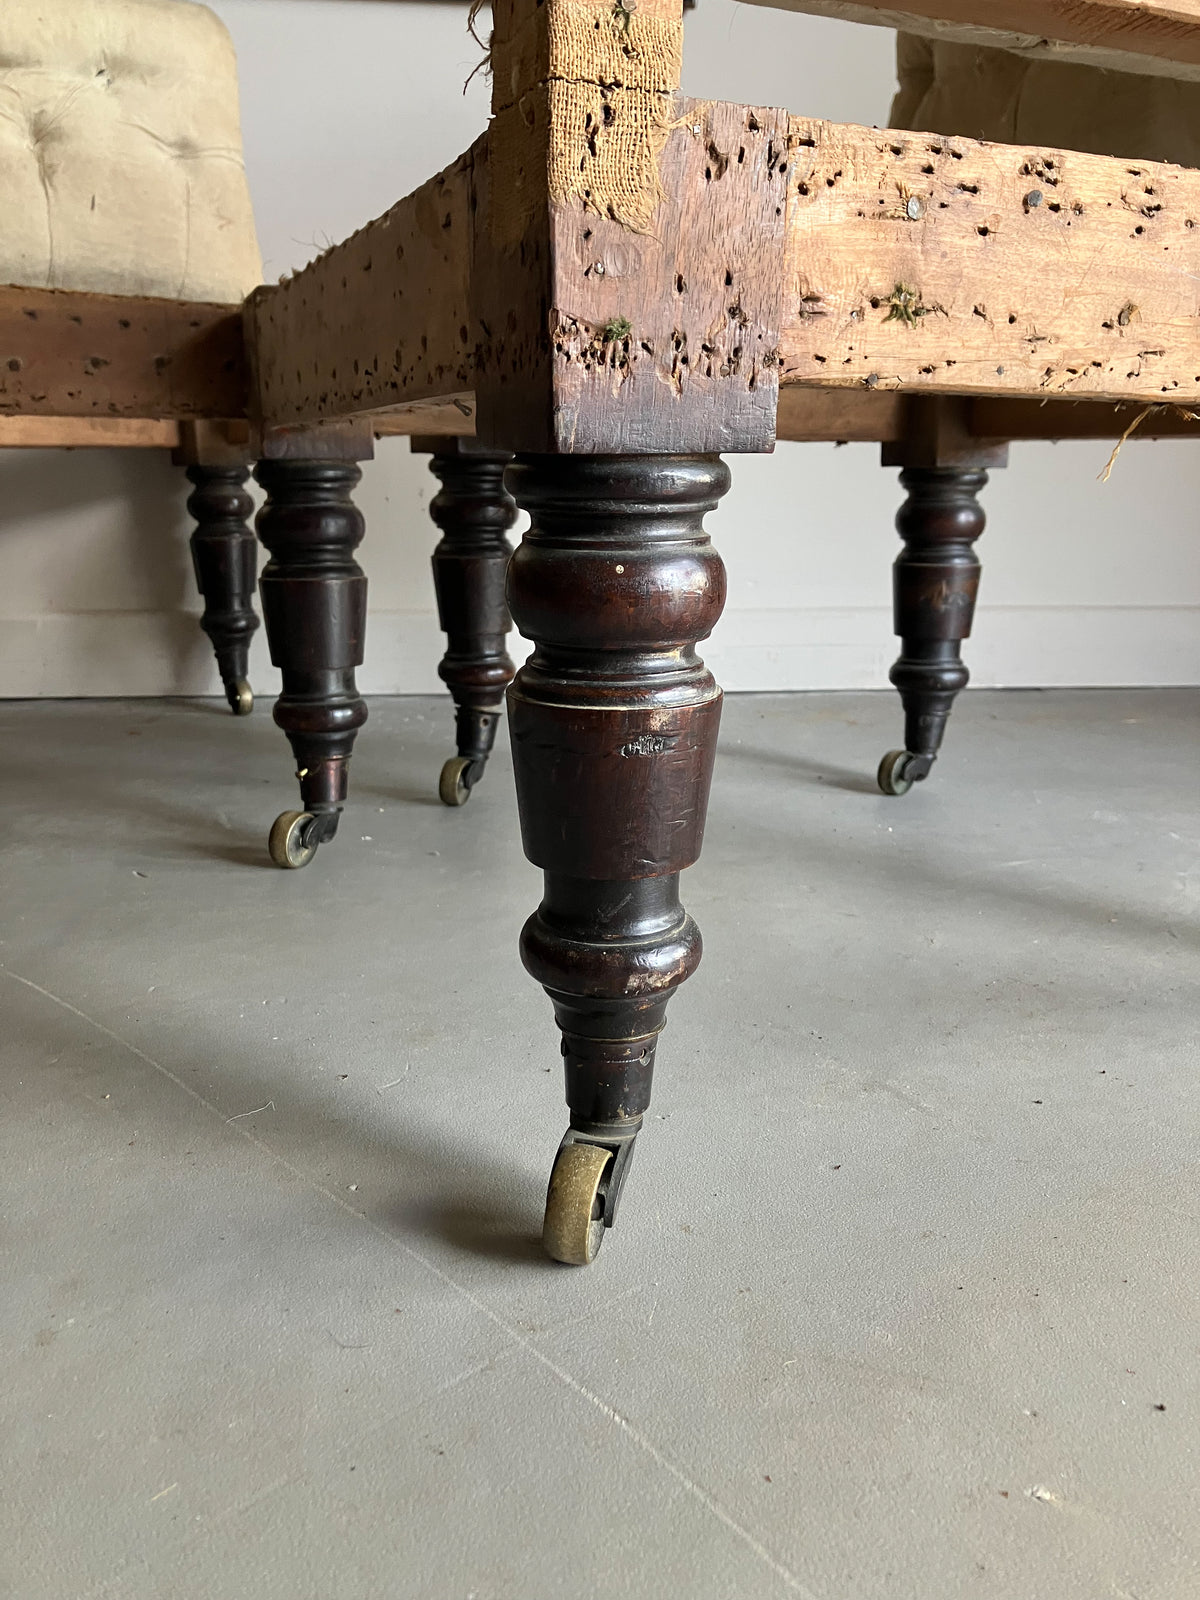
[3,963,817,1599]
[76,1354,513,1600]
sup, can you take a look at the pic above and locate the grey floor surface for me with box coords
[2,688,1197,1600]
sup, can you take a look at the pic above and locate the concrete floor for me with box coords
[1,688,1197,1600]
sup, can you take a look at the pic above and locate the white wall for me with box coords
[2,0,1197,697]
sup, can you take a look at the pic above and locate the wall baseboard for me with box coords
[1,604,1196,697]
[705,605,1200,691]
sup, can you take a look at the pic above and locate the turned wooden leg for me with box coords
[254,459,368,869]
[186,464,259,715]
[505,454,729,1265]
[878,466,987,797]
[427,440,517,806]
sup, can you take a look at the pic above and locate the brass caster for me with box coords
[268,809,318,869]
[877,749,915,797]
[231,678,253,716]
[542,1141,614,1266]
[438,755,475,807]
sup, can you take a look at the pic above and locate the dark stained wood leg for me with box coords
[504,454,729,1264]
[185,464,259,715]
[254,459,368,869]
[878,466,988,797]
[426,439,517,806]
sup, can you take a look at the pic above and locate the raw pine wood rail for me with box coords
[0,286,247,421]
[781,118,1200,405]
[246,108,1200,442]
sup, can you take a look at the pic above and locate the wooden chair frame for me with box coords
[0,287,513,839]
[5,0,1196,1261]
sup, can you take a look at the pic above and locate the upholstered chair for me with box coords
[2,1,521,863]
[1,0,264,712]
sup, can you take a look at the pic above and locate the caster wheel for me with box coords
[543,1141,614,1266]
[439,755,475,808]
[877,749,915,797]
[230,678,253,716]
[268,810,318,870]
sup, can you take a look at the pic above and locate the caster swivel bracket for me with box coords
[561,1125,639,1230]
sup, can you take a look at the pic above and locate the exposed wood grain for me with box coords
[469,100,558,450]
[881,396,1009,464]
[0,287,247,419]
[775,383,904,439]
[0,416,180,448]
[176,418,256,466]
[247,146,477,429]
[546,99,790,453]
[475,97,791,453]
[247,0,774,453]
[780,117,1200,405]
[383,386,1200,444]
[259,421,375,462]
[249,76,1200,439]
[760,386,1200,440]
[372,395,477,436]
[970,395,1200,435]
[740,0,1200,82]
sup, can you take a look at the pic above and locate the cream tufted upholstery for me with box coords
[0,0,262,304]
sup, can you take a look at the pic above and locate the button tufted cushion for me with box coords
[0,0,262,303]
[892,32,1200,169]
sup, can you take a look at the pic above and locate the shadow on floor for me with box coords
[2,978,549,1268]
[717,739,881,795]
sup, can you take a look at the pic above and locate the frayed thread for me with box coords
[1098,403,1199,480]
[464,0,493,95]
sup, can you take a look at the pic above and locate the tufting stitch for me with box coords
[0,0,261,302]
